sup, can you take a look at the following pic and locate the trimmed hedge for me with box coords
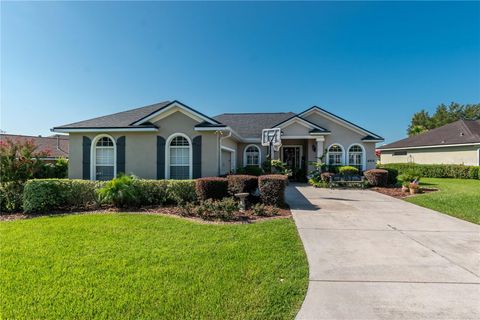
[364,169,388,187]
[23,179,102,213]
[195,177,228,201]
[227,175,258,195]
[168,180,197,205]
[258,175,288,207]
[378,163,480,180]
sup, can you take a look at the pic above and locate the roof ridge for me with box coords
[215,112,294,115]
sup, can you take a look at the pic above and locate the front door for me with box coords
[282,146,302,173]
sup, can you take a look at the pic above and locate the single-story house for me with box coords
[52,100,383,180]
[379,119,480,166]
[0,134,69,162]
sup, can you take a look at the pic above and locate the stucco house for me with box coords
[52,100,383,181]
[379,119,480,166]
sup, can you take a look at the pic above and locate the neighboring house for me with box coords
[0,134,69,162]
[379,119,480,166]
[52,100,383,181]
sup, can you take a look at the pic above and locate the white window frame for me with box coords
[165,133,192,179]
[326,143,345,166]
[243,144,261,167]
[91,134,117,181]
[347,143,366,171]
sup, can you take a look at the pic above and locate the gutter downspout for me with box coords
[218,130,232,176]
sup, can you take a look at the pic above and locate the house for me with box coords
[51,100,383,181]
[379,119,480,166]
[0,134,69,162]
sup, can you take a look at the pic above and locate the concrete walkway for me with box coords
[287,184,480,320]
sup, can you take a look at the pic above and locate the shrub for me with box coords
[237,166,263,176]
[258,175,288,207]
[132,179,169,206]
[167,180,197,205]
[196,197,237,220]
[338,166,359,176]
[252,203,279,217]
[97,175,137,208]
[308,179,328,188]
[227,175,258,195]
[381,167,399,185]
[364,169,388,187]
[398,169,421,184]
[23,179,101,213]
[195,177,228,201]
[0,182,24,213]
[378,163,480,180]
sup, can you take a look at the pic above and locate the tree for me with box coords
[407,102,480,136]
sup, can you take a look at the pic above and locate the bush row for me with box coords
[18,174,287,214]
[22,179,196,214]
[378,163,480,180]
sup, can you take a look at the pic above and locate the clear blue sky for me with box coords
[1,1,479,143]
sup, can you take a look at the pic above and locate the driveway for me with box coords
[287,184,480,320]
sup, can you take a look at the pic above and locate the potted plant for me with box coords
[409,180,420,195]
[401,181,409,193]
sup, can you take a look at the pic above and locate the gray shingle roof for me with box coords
[54,101,171,129]
[213,112,296,138]
[379,120,480,149]
[0,134,69,158]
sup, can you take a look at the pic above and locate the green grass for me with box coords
[0,214,308,319]
[405,178,480,224]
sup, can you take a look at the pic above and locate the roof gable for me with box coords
[132,100,221,126]
[299,106,383,140]
[272,115,329,132]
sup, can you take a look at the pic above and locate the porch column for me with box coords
[316,137,325,161]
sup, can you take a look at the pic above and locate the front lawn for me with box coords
[405,178,480,224]
[0,214,308,319]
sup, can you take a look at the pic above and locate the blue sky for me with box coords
[1,1,479,143]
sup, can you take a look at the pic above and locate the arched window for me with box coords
[327,144,344,166]
[93,135,116,181]
[244,145,261,166]
[348,144,364,170]
[167,134,191,179]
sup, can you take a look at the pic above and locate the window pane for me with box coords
[170,166,189,179]
[96,166,114,181]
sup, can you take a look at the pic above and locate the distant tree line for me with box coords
[408,102,480,136]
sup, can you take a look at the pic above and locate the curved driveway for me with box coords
[287,184,480,320]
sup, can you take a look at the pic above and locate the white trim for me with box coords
[282,135,326,139]
[277,117,325,131]
[362,140,384,143]
[52,128,157,133]
[194,127,227,131]
[91,134,117,181]
[347,143,366,171]
[326,143,345,166]
[300,107,383,140]
[165,133,192,179]
[477,148,480,166]
[379,142,480,151]
[243,144,261,167]
[132,101,218,126]
[221,146,236,173]
[280,145,304,169]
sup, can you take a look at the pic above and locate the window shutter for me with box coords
[82,136,91,180]
[116,136,126,175]
[192,135,202,178]
[157,136,166,179]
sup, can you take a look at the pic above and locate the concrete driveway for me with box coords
[287,184,480,320]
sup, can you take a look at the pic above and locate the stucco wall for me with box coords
[303,113,377,170]
[380,145,480,166]
[68,111,221,179]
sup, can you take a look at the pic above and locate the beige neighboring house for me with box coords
[379,119,480,166]
[51,100,383,181]
[0,134,69,162]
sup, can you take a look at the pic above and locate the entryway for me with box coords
[282,145,305,181]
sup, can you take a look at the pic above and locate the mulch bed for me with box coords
[372,186,438,199]
[0,206,291,224]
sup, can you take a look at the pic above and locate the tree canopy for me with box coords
[407,102,480,136]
